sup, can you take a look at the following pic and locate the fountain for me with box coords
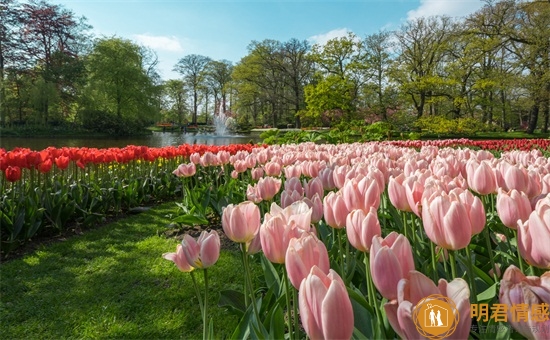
[213,102,234,136]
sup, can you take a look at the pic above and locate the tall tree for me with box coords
[173,54,211,124]
[18,0,91,124]
[163,79,187,125]
[205,59,233,113]
[392,16,453,118]
[84,37,159,125]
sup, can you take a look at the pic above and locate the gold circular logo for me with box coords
[412,294,460,340]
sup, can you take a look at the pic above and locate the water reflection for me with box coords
[0,131,261,151]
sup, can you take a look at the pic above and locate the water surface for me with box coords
[0,131,260,151]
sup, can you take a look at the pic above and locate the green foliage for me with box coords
[78,109,146,135]
[0,203,249,339]
[302,75,355,126]
[415,116,492,136]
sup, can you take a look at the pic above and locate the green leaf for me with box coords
[218,289,247,316]
[477,283,497,302]
[172,214,208,226]
[268,304,284,340]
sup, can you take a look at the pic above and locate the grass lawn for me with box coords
[0,202,246,339]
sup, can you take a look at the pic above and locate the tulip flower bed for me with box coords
[161,138,550,340]
[0,143,260,256]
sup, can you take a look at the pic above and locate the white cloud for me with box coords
[307,28,352,46]
[133,34,184,52]
[407,0,484,21]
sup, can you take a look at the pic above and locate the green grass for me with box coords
[0,202,245,339]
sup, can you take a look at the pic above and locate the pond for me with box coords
[0,131,261,151]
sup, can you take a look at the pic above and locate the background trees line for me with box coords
[0,0,548,135]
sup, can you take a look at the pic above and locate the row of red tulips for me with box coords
[0,143,262,255]
[162,140,550,339]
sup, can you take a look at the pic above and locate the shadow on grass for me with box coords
[0,202,245,339]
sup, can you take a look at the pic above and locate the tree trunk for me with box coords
[526,98,539,134]
[542,94,549,133]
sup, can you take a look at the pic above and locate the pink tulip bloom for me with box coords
[280,190,303,209]
[384,271,471,340]
[323,191,349,229]
[422,191,476,250]
[299,266,354,340]
[181,231,220,269]
[222,201,261,244]
[303,194,324,224]
[172,163,196,177]
[517,196,550,269]
[246,185,262,203]
[346,207,381,252]
[260,215,302,263]
[304,177,324,200]
[499,265,550,339]
[332,165,350,189]
[455,188,486,235]
[251,167,264,180]
[162,244,194,272]
[266,201,313,233]
[285,233,330,289]
[285,177,304,196]
[496,188,532,229]
[466,159,497,195]
[403,176,425,217]
[284,164,302,178]
[388,174,412,212]
[370,232,415,300]
[264,161,282,176]
[257,176,282,201]
[318,167,336,191]
[189,152,201,164]
[503,163,530,193]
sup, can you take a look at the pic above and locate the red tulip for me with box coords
[499,265,550,339]
[37,159,53,174]
[54,155,70,170]
[181,230,220,269]
[4,166,21,182]
[162,244,194,272]
[299,266,354,340]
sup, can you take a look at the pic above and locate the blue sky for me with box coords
[56,0,486,80]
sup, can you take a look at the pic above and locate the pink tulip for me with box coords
[332,165,350,189]
[264,161,282,176]
[162,244,194,272]
[421,190,475,250]
[260,215,302,263]
[499,265,550,339]
[466,159,497,195]
[280,190,303,209]
[370,232,415,300]
[455,188,486,235]
[384,271,471,340]
[346,207,381,252]
[323,191,349,229]
[285,177,304,196]
[388,174,412,212]
[233,159,248,173]
[189,152,201,164]
[304,177,324,200]
[517,196,550,269]
[284,164,302,178]
[403,176,425,217]
[222,201,261,244]
[181,230,220,269]
[503,163,530,193]
[257,176,282,201]
[266,201,313,233]
[299,266,354,340]
[496,188,532,229]
[173,163,196,177]
[318,167,336,191]
[285,233,330,289]
[303,194,324,224]
[251,167,264,180]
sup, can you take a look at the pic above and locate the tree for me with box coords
[173,54,211,124]
[362,31,394,120]
[163,79,188,125]
[392,16,454,118]
[0,0,21,125]
[83,37,159,132]
[205,59,233,113]
[18,0,91,124]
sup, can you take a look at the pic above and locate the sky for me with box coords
[55,0,487,80]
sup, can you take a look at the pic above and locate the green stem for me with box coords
[402,211,408,239]
[430,241,438,282]
[484,227,499,282]
[203,269,209,340]
[242,246,261,329]
[512,230,525,274]
[337,229,345,281]
[292,285,300,340]
[465,246,478,304]
[190,270,204,319]
[364,254,380,331]
[449,250,458,280]
[240,245,249,307]
[282,269,294,339]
